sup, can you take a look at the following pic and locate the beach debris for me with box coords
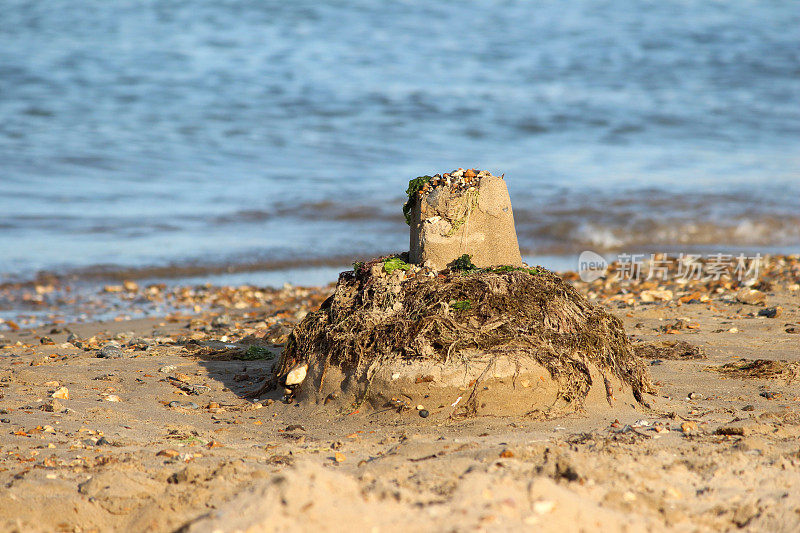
[284,364,308,386]
[736,288,766,305]
[713,358,798,382]
[212,314,233,328]
[680,421,699,435]
[758,306,782,318]
[407,169,522,270]
[96,342,124,359]
[639,289,673,302]
[51,387,69,400]
[42,399,64,412]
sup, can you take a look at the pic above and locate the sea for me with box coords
[1,0,799,291]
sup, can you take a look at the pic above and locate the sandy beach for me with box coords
[1,259,798,532]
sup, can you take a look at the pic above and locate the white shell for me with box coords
[285,364,308,386]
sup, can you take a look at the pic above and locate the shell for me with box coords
[285,364,308,386]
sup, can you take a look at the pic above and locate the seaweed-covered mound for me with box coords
[262,257,653,417]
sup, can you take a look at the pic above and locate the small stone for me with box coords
[96,437,110,446]
[42,425,56,433]
[680,421,699,435]
[419,409,430,418]
[728,327,739,333]
[103,394,122,402]
[40,336,55,345]
[758,306,782,318]
[0,419,9,424]
[51,387,69,400]
[159,365,177,373]
[334,452,346,463]
[168,401,181,408]
[640,289,673,302]
[185,402,199,409]
[736,288,766,305]
[207,402,220,409]
[43,380,60,387]
[688,392,703,400]
[742,404,755,411]
[42,399,64,412]
[96,343,123,359]
[212,315,232,328]
[156,449,180,458]
[285,364,308,386]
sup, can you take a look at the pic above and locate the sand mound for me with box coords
[262,257,652,417]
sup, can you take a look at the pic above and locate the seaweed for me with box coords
[383,257,411,273]
[451,254,477,272]
[451,299,472,311]
[403,175,433,225]
[256,264,653,411]
[239,345,274,360]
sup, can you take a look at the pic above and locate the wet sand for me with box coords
[1,266,799,532]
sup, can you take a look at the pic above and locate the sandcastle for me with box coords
[254,169,652,417]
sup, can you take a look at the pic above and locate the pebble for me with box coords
[758,306,782,318]
[168,401,181,408]
[688,392,703,400]
[96,343,123,359]
[51,387,69,400]
[736,288,766,305]
[212,314,232,328]
[680,421,699,435]
[43,399,64,412]
[419,409,430,418]
[159,365,177,373]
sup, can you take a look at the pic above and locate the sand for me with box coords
[1,273,799,532]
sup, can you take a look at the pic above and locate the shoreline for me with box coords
[1,259,799,531]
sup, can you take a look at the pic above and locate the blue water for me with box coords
[1,0,799,284]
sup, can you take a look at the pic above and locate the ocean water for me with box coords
[1,0,799,286]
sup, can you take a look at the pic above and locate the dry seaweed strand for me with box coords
[256,262,653,412]
[713,358,799,383]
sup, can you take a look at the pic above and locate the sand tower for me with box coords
[253,169,652,418]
